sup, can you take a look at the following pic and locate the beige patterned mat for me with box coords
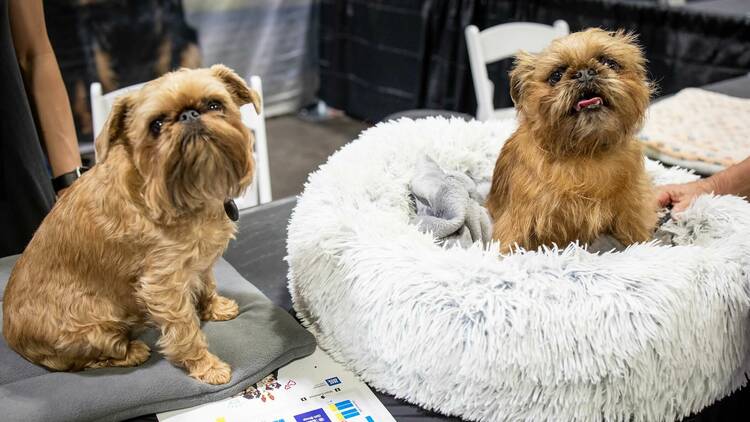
[639,88,750,172]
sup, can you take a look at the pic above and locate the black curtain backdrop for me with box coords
[319,0,750,122]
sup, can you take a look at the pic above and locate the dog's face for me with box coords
[96,65,259,219]
[510,28,652,155]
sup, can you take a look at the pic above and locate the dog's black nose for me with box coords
[575,68,597,83]
[179,109,200,122]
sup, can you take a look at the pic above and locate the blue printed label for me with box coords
[294,409,332,422]
[325,377,342,386]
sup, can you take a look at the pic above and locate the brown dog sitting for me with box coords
[2,65,258,384]
[486,29,657,252]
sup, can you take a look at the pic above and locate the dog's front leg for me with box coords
[198,269,239,321]
[138,270,231,384]
[611,200,658,245]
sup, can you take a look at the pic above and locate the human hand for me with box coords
[655,178,716,213]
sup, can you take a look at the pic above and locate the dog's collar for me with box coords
[223,199,239,221]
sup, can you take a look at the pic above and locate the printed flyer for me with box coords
[158,348,396,422]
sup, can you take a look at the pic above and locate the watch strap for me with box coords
[52,166,89,193]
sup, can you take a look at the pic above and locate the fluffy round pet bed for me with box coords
[286,118,750,422]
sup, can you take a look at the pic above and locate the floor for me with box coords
[265,114,369,199]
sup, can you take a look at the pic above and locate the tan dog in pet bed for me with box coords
[486,29,658,252]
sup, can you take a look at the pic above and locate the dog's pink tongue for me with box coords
[576,97,602,110]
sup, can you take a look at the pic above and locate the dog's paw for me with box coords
[189,354,232,385]
[124,340,152,366]
[201,295,239,321]
[86,340,151,369]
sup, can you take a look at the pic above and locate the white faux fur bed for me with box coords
[286,118,750,422]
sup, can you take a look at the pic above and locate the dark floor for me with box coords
[265,114,369,199]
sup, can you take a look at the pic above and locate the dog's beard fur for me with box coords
[168,124,249,205]
[487,29,658,251]
[141,113,253,217]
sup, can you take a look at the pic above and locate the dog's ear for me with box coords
[210,64,262,113]
[95,93,132,162]
[509,51,536,106]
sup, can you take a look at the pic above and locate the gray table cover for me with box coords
[0,254,316,422]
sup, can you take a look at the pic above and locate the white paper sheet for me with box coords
[158,348,395,422]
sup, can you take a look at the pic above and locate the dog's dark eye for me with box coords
[149,119,164,135]
[600,57,620,71]
[548,69,563,86]
[207,101,223,111]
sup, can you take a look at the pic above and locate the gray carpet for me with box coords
[266,115,369,198]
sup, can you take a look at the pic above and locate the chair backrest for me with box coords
[237,76,272,208]
[465,20,569,120]
[90,75,272,209]
[90,82,146,142]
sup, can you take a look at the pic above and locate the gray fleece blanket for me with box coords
[0,255,316,422]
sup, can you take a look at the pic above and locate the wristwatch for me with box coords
[51,166,90,193]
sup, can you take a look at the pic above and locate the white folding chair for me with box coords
[90,82,146,143]
[237,76,272,208]
[90,75,272,209]
[465,20,570,121]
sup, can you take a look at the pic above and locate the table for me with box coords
[682,0,750,18]
[701,73,750,98]
[132,75,750,421]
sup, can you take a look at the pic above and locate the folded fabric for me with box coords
[640,88,750,173]
[0,255,316,422]
[409,156,493,248]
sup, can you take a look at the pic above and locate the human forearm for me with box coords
[11,0,81,177]
[656,156,750,212]
[706,156,750,199]
[21,51,81,176]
